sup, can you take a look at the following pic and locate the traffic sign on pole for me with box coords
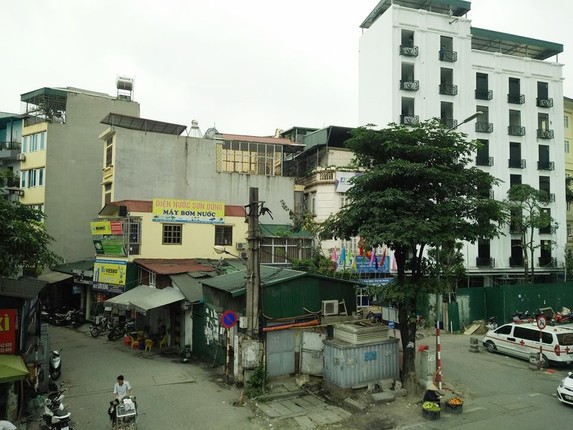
[221,310,238,329]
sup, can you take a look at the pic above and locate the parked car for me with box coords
[482,322,573,367]
[557,372,573,406]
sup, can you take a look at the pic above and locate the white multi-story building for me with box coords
[358,0,565,286]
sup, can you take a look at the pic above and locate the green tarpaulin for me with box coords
[0,355,28,383]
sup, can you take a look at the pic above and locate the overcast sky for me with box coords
[2,1,571,136]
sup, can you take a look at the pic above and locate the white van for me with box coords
[482,322,573,367]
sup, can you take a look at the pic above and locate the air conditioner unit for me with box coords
[16,153,26,161]
[239,252,248,260]
[322,300,339,316]
[236,242,247,250]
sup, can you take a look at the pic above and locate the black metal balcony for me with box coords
[537,161,554,171]
[508,125,526,136]
[439,84,458,96]
[400,80,419,91]
[439,49,457,62]
[476,257,495,267]
[510,224,522,234]
[0,141,21,151]
[507,94,525,104]
[399,45,419,57]
[509,257,524,267]
[537,129,554,139]
[539,192,556,202]
[508,158,526,169]
[441,119,457,129]
[475,156,494,166]
[400,115,419,126]
[475,122,493,133]
[475,89,493,100]
[536,98,553,108]
[538,256,556,267]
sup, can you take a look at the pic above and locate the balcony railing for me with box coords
[509,257,524,267]
[0,141,22,151]
[475,89,493,100]
[507,94,525,104]
[400,115,419,126]
[399,45,419,57]
[475,122,493,133]
[536,98,553,108]
[537,161,554,171]
[537,129,554,139]
[508,158,526,169]
[439,84,458,96]
[539,191,555,202]
[400,80,419,91]
[439,49,457,62]
[508,125,526,136]
[476,257,495,267]
[538,256,556,267]
[475,156,494,166]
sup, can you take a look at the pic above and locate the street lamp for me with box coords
[435,110,483,390]
[213,246,236,257]
[447,111,483,132]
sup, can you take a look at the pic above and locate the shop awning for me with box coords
[0,355,28,383]
[130,287,185,315]
[104,285,159,310]
[37,270,72,284]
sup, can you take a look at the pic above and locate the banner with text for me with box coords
[152,198,225,224]
[93,259,127,286]
[0,309,16,354]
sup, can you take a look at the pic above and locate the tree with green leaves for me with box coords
[0,198,62,277]
[318,119,506,393]
[506,184,557,282]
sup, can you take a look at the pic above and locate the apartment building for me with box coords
[357,0,565,286]
[0,113,22,201]
[565,97,573,250]
[18,86,139,262]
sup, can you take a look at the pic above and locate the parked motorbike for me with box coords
[180,345,192,363]
[46,384,67,412]
[50,349,62,381]
[42,399,73,430]
[107,320,135,342]
[90,315,113,338]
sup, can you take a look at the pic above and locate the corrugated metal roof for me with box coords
[52,259,95,274]
[201,266,307,297]
[134,259,217,275]
[259,224,314,238]
[170,273,205,303]
[471,27,563,60]
[37,270,72,284]
[101,113,186,136]
[360,0,471,29]
[221,133,304,148]
[0,277,47,299]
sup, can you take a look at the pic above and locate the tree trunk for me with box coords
[398,296,418,394]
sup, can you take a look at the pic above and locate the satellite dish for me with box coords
[204,127,219,139]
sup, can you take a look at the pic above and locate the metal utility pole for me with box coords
[245,187,261,339]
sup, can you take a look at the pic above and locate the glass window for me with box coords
[566,140,570,153]
[105,138,113,168]
[215,225,233,246]
[20,171,26,188]
[162,224,182,245]
[38,168,44,186]
[565,115,569,128]
[494,325,512,335]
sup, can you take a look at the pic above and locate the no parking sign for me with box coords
[221,310,238,329]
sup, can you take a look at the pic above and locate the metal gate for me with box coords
[266,330,295,378]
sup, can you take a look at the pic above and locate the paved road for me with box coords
[43,325,261,430]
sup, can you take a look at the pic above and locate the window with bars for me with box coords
[105,138,113,167]
[215,225,233,246]
[216,140,283,176]
[129,218,141,255]
[260,238,313,264]
[162,224,182,245]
